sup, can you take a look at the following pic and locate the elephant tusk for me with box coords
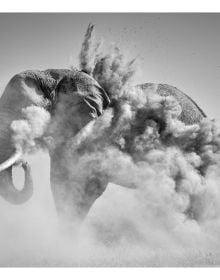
[0,149,22,172]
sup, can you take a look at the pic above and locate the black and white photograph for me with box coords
[0,11,220,269]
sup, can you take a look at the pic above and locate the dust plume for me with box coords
[78,23,102,75]
[11,105,51,153]
[72,25,220,265]
[79,23,137,99]
[1,25,220,267]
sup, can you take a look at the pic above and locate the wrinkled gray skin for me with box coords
[138,83,206,125]
[0,68,206,224]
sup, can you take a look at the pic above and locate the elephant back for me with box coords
[138,83,206,125]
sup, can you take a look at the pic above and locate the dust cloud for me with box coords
[11,105,51,154]
[0,25,220,267]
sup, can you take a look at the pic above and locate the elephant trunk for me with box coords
[0,150,33,204]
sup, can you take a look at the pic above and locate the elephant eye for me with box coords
[56,81,67,94]
[57,79,78,94]
[60,84,66,92]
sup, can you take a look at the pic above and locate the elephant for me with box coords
[0,67,206,224]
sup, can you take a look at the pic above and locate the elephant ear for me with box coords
[83,84,110,118]
[54,71,110,118]
[75,70,110,118]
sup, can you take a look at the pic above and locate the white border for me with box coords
[1,268,220,280]
[0,0,220,12]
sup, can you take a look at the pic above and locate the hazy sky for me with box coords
[0,13,220,119]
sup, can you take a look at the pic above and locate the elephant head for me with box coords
[0,68,110,205]
[49,70,110,147]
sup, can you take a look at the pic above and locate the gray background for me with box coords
[0,13,219,119]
